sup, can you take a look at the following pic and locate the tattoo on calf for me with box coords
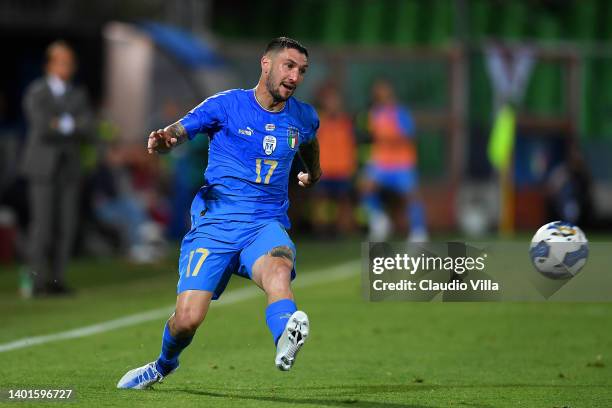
[269,246,294,261]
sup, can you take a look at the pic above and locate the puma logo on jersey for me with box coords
[239,127,253,136]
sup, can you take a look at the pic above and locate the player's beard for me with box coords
[266,70,292,103]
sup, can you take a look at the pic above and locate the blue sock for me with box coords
[155,322,193,376]
[265,299,297,345]
[363,192,383,214]
[408,200,427,233]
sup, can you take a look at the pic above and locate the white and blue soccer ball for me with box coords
[529,221,589,279]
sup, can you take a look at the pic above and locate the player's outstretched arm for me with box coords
[147,121,189,154]
[297,138,322,188]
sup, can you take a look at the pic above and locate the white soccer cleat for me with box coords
[116,361,175,389]
[369,211,391,242]
[408,229,429,243]
[275,310,309,371]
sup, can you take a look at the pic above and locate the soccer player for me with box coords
[360,78,428,242]
[117,37,321,389]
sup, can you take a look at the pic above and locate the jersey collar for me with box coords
[251,87,289,114]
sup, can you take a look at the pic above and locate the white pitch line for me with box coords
[0,260,360,353]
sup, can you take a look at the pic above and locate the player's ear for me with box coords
[261,54,272,75]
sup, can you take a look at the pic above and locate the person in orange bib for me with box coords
[360,78,427,242]
[311,85,357,235]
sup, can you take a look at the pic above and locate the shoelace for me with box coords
[141,364,163,384]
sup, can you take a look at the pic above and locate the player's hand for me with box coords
[147,129,178,154]
[297,171,320,188]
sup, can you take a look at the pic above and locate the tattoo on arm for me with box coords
[269,246,294,262]
[298,138,322,183]
[165,121,188,146]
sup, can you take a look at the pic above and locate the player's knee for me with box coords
[273,262,292,282]
[173,307,204,334]
[264,260,293,295]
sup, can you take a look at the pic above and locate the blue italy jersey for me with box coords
[179,88,319,229]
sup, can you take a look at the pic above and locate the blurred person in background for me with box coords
[546,143,594,228]
[89,142,166,264]
[360,78,427,242]
[311,84,357,236]
[0,92,20,197]
[21,40,94,296]
[0,91,23,265]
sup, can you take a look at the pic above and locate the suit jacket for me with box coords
[21,77,94,181]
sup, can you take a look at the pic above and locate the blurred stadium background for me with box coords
[2,0,612,260]
[0,1,611,406]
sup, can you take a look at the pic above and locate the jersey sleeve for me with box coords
[302,104,320,144]
[179,92,228,140]
[397,106,415,139]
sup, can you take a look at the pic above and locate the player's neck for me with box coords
[254,85,286,112]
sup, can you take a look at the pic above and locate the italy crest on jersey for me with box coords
[287,126,299,149]
[263,135,276,155]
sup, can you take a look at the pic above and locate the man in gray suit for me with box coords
[22,41,94,296]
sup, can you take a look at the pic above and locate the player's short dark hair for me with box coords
[264,37,308,58]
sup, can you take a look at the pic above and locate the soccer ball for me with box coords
[529,221,588,279]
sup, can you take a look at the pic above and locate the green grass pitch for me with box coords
[0,239,611,407]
